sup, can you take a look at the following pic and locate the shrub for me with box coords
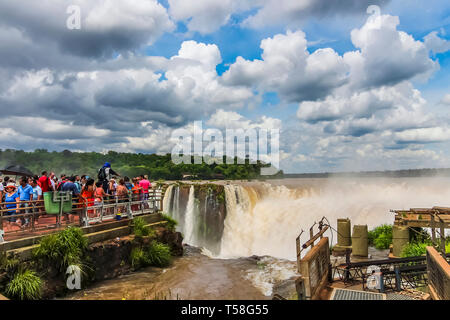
[401,241,430,257]
[5,268,42,300]
[161,214,178,232]
[145,242,172,267]
[132,217,154,238]
[130,241,172,269]
[33,227,88,271]
[130,247,146,269]
[368,225,393,249]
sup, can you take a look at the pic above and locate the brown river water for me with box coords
[66,246,297,300]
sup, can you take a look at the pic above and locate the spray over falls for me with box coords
[162,178,450,261]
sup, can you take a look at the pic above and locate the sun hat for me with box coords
[5,183,16,190]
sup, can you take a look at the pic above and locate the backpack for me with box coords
[98,167,107,180]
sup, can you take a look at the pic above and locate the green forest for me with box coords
[0,149,281,180]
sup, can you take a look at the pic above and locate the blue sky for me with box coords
[0,0,449,173]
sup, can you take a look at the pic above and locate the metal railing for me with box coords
[0,188,164,242]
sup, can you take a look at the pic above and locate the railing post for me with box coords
[0,212,4,243]
[127,192,133,219]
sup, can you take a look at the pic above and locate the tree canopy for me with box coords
[0,149,282,180]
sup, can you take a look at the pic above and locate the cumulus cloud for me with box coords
[168,0,234,34]
[424,31,450,54]
[0,41,254,150]
[223,30,349,102]
[347,14,437,89]
[242,0,390,29]
[0,0,174,59]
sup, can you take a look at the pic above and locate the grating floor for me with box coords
[331,288,385,300]
[386,293,415,300]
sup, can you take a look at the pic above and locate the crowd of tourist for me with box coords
[0,162,153,229]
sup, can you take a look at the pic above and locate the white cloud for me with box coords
[168,0,234,34]
[394,127,450,144]
[424,31,450,54]
[223,30,349,102]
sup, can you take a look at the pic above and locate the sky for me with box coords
[0,0,449,173]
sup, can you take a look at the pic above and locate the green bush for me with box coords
[130,241,172,269]
[132,217,154,238]
[401,241,430,257]
[368,225,393,249]
[33,227,88,271]
[130,247,146,269]
[5,268,42,300]
[161,214,178,232]
[145,242,172,267]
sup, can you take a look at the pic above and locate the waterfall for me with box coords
[184,185,197,245]
[162,184,174,214]
[162,178,450,261]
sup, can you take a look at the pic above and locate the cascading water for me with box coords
[184,186,197,245]
[162,185,174,214]
[162,178,450,261]
[218,178,450,260]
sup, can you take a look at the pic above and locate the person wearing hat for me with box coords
[98,162,120,194]
[3,183,20,227]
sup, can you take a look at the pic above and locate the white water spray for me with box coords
[218,178,450,261]
[184,186,196,245]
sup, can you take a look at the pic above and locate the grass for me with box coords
[368,225,393,249]
[132,217,155,238]
[145,242,172,267]
[0,252,19,272]
[5,268,42,300]
[33,226,88,272]
[130,247,146,269]
[130,241,172,269]
[161,213,178,232]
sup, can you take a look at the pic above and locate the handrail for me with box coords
[0,187,165,241]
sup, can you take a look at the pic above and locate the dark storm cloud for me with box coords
[0,0,174,60]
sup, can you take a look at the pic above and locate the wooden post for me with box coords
[310,227,315,249]
[439,218,446,255]
[431,212,436,244]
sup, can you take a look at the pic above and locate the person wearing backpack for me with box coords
[98,162,120,194]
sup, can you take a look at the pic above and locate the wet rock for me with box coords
[272,277,298,300]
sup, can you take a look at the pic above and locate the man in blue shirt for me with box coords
[61,176,80,196]
[61,176,80,223]
[17,176,33,227]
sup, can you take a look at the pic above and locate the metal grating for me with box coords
[331,288,385,300]
[386,293,415,300]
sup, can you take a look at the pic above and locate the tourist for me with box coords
[17,176,33,228]
[74,175,82,194]
[80,175,87,188]
[139,175,152,207]
[98,162,120,194]
[116,179,129,219]
[3,183,20,227]
[57,174,67,190]
[94,181,109,211]
[109,178,116,197]
[131,178,142,211]
[0,179,3,202]
[61,176,80,196]
[30,178,43,224]
[124,176,133,191]
[38,171,52,193]
[81,178,95,218]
